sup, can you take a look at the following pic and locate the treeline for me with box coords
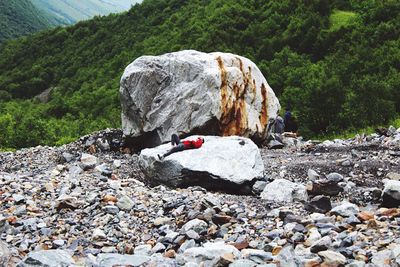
[0,0,55,44]
[0,0,399,148]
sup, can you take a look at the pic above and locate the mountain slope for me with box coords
[0,0,399,148]
[0,0,55,43]
[31,0,142,24]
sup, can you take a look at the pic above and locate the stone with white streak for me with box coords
[120,50,280,149]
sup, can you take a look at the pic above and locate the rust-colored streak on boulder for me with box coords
[217,56,228,106]
[259,83,268,131]
[217,56,249,136]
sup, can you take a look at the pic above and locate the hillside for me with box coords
[0,0,399,148]
[0,0,55,43]
[31,0,142,24]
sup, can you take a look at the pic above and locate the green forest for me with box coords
[0,0,399,149]
[0,0,56,44]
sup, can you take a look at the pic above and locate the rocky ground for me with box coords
[1,127,400,266]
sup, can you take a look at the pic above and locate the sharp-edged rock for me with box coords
[139,136,264,193]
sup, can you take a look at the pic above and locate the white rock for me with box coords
[318,250,346,265]
[96,254,149,267]
[139,136,264,189]
[134,244,152,255]
[180,242,240,264]
[120,50,280,149]
[331,201,359,217]
[260,179,308,202]
[92,228,107,240]
[117,195,135,211]
[18,250,76,267]
[181,219,208,234]
[80,153,97,170]
[0,241,10,266]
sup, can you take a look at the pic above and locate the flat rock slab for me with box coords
[139,136,264,194]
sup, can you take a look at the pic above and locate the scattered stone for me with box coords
[381,180,400,208]
[386,172,400,181]
[318,250,346,266]
[331,201,360,217]
[0,241,11,266]
[181,219,208,234]
[80,153,98,170]
[116,195,134,211]
[95,253,150,267]
[17,250,76,267]
[261,179,308,202]
[305,195,332,213]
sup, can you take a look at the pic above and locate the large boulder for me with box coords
[120,50,280,149]
[139,136,264,194]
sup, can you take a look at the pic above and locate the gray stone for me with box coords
[326,172,344,183]
[0,241,11,266]
[331,201,360,217]
[386,172,400,181]
[62,152,75,163]
[229,259,257,267]
[371,250,393,267]
[52,239,66,248]
[318,250,346,265]
[117,195,135,211]
[92,228,107,240]
[261,179,308,202]
[310,236,332,253]
[275,246,298,267]
[80,153,97,170]
[178,239,196,253]
[96,253,150,267]
[139,136,264,192]
[134,244,152,255]
[181,242,240,264]
[103,205,119,215]
[17,250,76,267]
[345,261,366,267]
[12,193,26,204]
[181,219,208,234]
[68,165,83,179]
[185,229,200,240]
[381,180,400,208]
[120,50,280,149]
[305,195,332,213]
[252,181,267,194]
[308,169,320,180]
[151,243,166,254]
[241,249,273,261]
[94,163,112,177]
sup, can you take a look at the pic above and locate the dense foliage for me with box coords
[0,0,399,148]
[0,0,55,43]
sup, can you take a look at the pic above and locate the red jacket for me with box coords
[182,137,203,149]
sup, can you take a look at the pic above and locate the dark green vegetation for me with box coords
[0,0,399,148]
[0,0,56,43]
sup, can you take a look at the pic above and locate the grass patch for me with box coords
[0,147,16,152]
[329,9,357,31]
